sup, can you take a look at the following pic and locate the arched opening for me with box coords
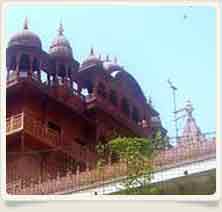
[97,82,106,98]
[9,55,16,71]
[19,54,30,71]
[58,64,66,78]
[41,71,48,83]
[132,106,140,123]
[85,80,93,94]
[109,89,118,106]
[121,98,130,117]
[72,81,78,90]
[32,58,40,72]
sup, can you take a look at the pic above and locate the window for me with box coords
[19,54,30,71]
[32,58,40,72]
[9,55,16,70]
[58,64,66,78]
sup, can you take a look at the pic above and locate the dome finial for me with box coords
[58,20,64,35]
[90,47,94,55]
[23,16,28,30]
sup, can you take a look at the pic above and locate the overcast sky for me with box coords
[5,4,216,137]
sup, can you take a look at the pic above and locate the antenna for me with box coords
[168,79,179,140]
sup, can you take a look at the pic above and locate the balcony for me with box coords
[6,112,96,163]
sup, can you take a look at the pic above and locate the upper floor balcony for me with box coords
[6,112,96,163]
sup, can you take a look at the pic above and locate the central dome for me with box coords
[49,23,73,59]
[8,17,42,49]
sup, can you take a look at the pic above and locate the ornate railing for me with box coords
[6,131,216,195]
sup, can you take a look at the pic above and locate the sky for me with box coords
[4,4,216,138]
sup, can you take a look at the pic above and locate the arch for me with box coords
[85,80,93,94]
[97,82,107,98]
[121,97,130,117]
[32,58,40,72]
[109,89,118,106]
[19,54,30,71]
[9,55,16,70]
[58,64,66,78]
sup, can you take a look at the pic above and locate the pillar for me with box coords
[64,64,69,87]
[38,59,41,81]
[15,53,21,78]
[29,55,34,78]
[47,73,51,87]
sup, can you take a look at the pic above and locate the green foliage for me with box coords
[95,131,169,194]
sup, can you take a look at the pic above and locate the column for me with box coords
[47,73,51,87]
[64,64,69,87]
[54,62,59,86]
[15,53,21,79]
[29,55,34,78]
[38,59,41,81]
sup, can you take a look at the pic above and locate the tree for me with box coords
[108,137,154,194]
[96,130,169,194]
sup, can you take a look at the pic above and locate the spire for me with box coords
[90,47,94,55]
[23,16,28,30]
[58,20,64,35]
[181,100,201,141]
[185,99,194,119]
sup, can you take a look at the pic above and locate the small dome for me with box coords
[103,56,123,72]
[81,48,101,67]
[8,17,42,49]
[49,23,73,59]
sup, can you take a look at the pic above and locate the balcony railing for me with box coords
[6,113,24,136]
[6,131,216,195]
[6,113,96,163]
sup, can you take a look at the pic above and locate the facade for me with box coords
[6,19,166,192]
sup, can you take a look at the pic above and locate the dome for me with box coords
[103,56,123,72]
[49,23,73,59]
[8,17,42,49]
[81,48,101,67]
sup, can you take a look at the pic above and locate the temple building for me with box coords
[6,19,166,189]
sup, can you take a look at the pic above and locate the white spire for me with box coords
[23,16,28,30]
[58,20,64,35]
